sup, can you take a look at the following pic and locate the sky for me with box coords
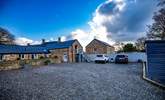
[0,0,158,47]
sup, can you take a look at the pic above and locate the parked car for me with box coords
[95,54,109,63]
[115,54,128,64]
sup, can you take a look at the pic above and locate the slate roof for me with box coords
[42,39,76,50]
[94,39,113,47]
[0,44,48,54]
[0,39,77,54]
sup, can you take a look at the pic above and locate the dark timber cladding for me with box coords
[145,40,165,86]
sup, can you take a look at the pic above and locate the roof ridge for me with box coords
[94,39,112,47]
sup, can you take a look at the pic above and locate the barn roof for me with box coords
[88,39,113,47]
[0,44,48,54]
[42,39,77,50]
[0,39,77,54]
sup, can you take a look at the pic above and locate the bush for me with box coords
[44,59,51,65]
[40,56,44,59]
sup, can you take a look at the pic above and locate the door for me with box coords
[75,54,79,62]
[63,53,68,62]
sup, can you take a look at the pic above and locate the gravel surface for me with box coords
[0,63,165,100]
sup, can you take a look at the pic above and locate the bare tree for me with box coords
[0,27,15,44]
[147,0,165,40]
[158,0,165,6]
[135,37,146,51]
[113,41,124,52]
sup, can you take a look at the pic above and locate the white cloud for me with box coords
[69,29,92,49]
[15,37,41,45]
[64,0,157,48]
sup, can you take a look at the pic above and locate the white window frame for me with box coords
[32,54,37,59]
[21,54,24,59]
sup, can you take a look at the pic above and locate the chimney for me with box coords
[42,39,45,44]
[58,37,61,42]
[27,43,30,46]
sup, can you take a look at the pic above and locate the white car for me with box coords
[95,54,109,63]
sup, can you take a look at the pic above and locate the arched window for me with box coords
[75,45,78,53]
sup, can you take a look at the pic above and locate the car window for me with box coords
[116,55,125,58]
[97,55,103,57]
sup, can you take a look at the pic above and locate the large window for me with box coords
[75,45,78,53]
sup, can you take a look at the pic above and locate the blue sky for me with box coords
[0,0,158,46]
[0,0,104,40]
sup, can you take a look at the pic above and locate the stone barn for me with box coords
[86,39,114,54]
[42,39,83,63]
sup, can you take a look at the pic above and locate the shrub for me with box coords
[44,59,51,65]
[40,56,44,59]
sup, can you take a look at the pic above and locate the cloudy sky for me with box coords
[0,0,158,47]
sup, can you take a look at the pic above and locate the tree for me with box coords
[113,41,124,52]
[135,37,146,51]
[123,43,137,52]
[147,0,165,40]
[158,0,165,6]
[0,27,15,44]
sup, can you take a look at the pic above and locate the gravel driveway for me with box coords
[0,63,165,100]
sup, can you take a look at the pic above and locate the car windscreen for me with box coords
[97,55,103,57]
[116,55,125,58]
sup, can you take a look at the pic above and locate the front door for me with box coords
[63,53,68,62]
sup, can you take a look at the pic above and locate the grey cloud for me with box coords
[98,1,120,15]
[98,0,157,42]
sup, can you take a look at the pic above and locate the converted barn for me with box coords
[41,38,83,63]
[145,40,165,87]
[86,39,114,54]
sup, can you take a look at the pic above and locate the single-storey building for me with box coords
[0,39,83,63]
[86,39,114,54]
[0,44,49,61]
[144,40,165,88]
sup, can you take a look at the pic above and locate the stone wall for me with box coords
[86,40,114,54]
[2,53,47,61]
[0,61,21,71]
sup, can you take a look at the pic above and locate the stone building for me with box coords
[42,39,83,63]
[86,39,114,54]
[0,44,49,61]
[0,39,83,63]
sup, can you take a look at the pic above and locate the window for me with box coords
[32,54,37,59]
[94,48,97,53]
[19,54,24,59]
[75,45,78,53]
[96,55,103,57]
[0,54,3,61]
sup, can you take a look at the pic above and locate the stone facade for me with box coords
[0,40,83,63]
[86,39,114,54]
[1,54,45,61]
[49,40,83,63]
